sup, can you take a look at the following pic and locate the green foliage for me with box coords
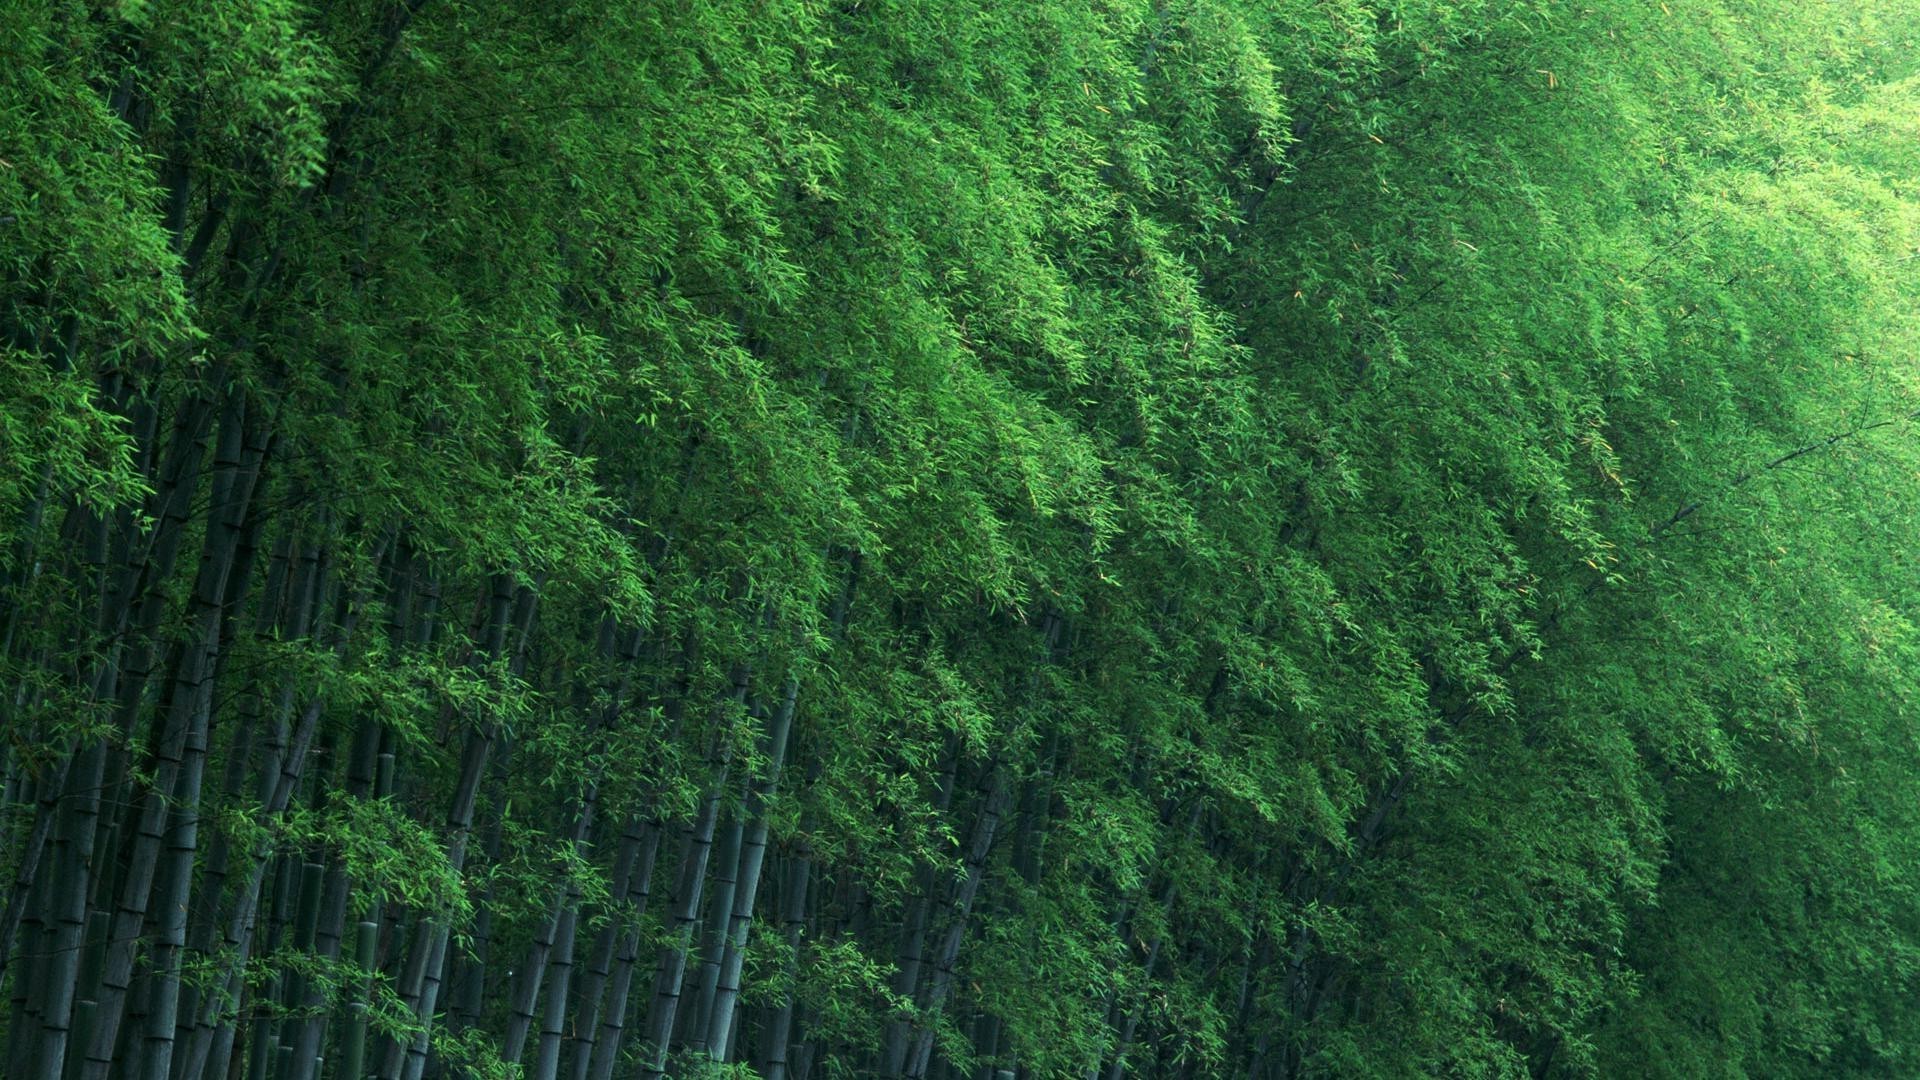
[8,0,1920,1077]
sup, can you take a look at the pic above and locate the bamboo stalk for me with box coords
[637,769,731,1076]
[683,813,743,1049]
[903,767,1013,1079]
[530,888,582,1080]
[703,675,800,1059]
[564,814,645,1080]
[584,820,665,1080]
[757,837,812,1080]
[386,576,530,1080]
[636,662,749,1077]
[341,920,378,1080]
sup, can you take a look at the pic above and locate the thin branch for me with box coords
[1649,408,1920,541]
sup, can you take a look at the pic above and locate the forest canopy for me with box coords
[6,0,1920,1077]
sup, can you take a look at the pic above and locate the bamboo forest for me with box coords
[15,1,1920,1077]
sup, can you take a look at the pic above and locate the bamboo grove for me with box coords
[8,0,1920,1076]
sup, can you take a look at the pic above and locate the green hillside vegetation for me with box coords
[7,0,1920,1076]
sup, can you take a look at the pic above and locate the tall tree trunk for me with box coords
[636,725,737,1076]
[140,396,271,1080]
[79,385,261,1080]
[504,806,594,1065]
[881,742,963,1076]
[703,674,800,1060]
[683,813,744,1050]
[565,814,647,1080]
[505,620,636,1071]
[184,526,376,1080]
[584,819,666,1080]
[757,836,812,1080]
[30,736,108,1080]
[903,767,1012,1079]
[385,575,532,1080]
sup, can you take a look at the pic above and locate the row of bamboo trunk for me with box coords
[0,432,1238,1078]
[0,357,1333,1074]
